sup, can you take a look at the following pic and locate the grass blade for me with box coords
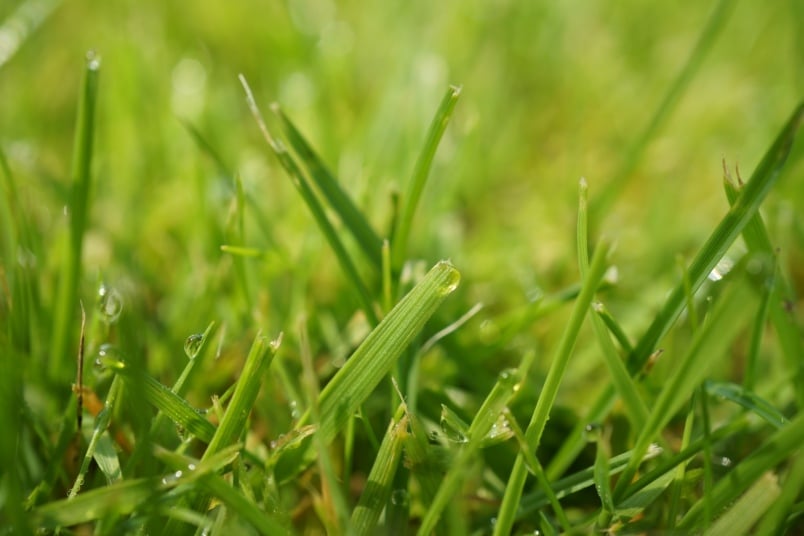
[705,472,780,536]
[391,85,461,269]
[273,104,384,266]
[50,52,100,381]
[704,381,787,429]
[494,240,611,536]
[240,74,379,326]
[590,0,736,219]
[0,0,61,70]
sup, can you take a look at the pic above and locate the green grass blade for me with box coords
[590,0,736,219]
[240,75,379,326]
[678,413,804,530]
[315,260,459,445]
[272,104,384,266]
[391,85,461,269]
[351,414,407,535]
[50,52,100,381]
[549,102,803,481]
[104,358,217,443]
[755,454,804,535]
[494,240,611,536]
[613,262,760,502]
[418,368,522,535]
[704,381,787,429]
[0,0,61,70]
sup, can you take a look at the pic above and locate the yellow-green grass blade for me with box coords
[50,52,100,381]
[391,85,461,270]
[0,0,61,70]
[273,104,384,267]
[705,472,781,536]
[494,240,611,536]
[548,101,803,480]
[352,413,408,535]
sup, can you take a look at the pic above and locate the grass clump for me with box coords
[2,1,804,534]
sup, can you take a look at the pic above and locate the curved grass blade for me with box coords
[704,381,787,429]
[240,75,379,326]
[50,52,100,380]
[391,85,461,269]
[272,104,384,267]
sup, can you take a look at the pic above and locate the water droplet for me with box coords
[161,470,183,486]
[94,344,122,374]
[86,50,101,71]
[288,400,301,420]
[98,284,123,324]
[482,414,514,446]
[497,368,522,392]
[184,333,204,359]
[584,423,602,442]
[489,517,497,528]
[437,262,461,296]
[187,463,197,471]
[428,430,440,443]
[390,489,409,507]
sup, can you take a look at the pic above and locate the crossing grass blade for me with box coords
[705,472,781,536]
[273,104,384,267]
[50,52,100,381]
[547,101,803,480]
[240,75,379,326]
[494,240,611,536]
[703,381,787,429]
[391,85,461,269]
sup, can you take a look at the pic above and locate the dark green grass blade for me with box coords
[50,52,100,381]
[590,0,736,220]
[391,85,461,269]
[240,75,379,326]
[704,381,787,429]
[273,104,384,267]
[548,101,803,480]
[677,410,804,530]
[494,241,611,536]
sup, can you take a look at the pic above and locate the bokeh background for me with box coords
[1,0,802,405]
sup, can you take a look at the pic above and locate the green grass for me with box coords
[2,1,804,534]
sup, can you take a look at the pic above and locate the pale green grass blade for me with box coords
[615,470,675,521]
[352,413,407,534]
[418,369,522,535]
[391,85,461,269]
[0,0,61,70]
[704,381,787,429]
[50,52,100,380]
[756,455,804,535]
[613,262,760,503]
[592,428,615,523]
[593,302,634,354]
[578,178,648,430]
[93,432,122,484]
[314,260,459,445]
[549,102,803,480]
[240,75,379,325]
[273,104,384,266]
[494,240,611,536]
[590,0,736,219]
[705,472,780,536]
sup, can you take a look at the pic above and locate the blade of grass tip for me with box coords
[494,240,611,536]
[578,178,648,430]
[0,0,62,70]
[704,381,787,429]
[549,101,803,481]
[590,0,736,221]
[50,51,100,381]
[418,368,524,535]
[612,260,761,503]
[239,74,379,326]
[314,260,459,446]
[390,85,461,270]
[351,413,408,535]
[272,103,384,267]
[724,163,804,403]
[705,472,781,536]
[299,317,351,534]
[593,302,633,354]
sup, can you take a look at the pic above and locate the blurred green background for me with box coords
[1,0,802,398]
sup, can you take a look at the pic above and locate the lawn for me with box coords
[1,0,803,533]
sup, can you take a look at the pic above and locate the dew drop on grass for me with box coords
[390,489,409,507]
[584,422,602,442]
[184,333,204,359]
[161,470,183,486]
[497,368,522,392]
[94,344,122,374]
[436,262,461,296]
[288,400,300,420]
[440,407,468,444]
[98,284,123,324]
